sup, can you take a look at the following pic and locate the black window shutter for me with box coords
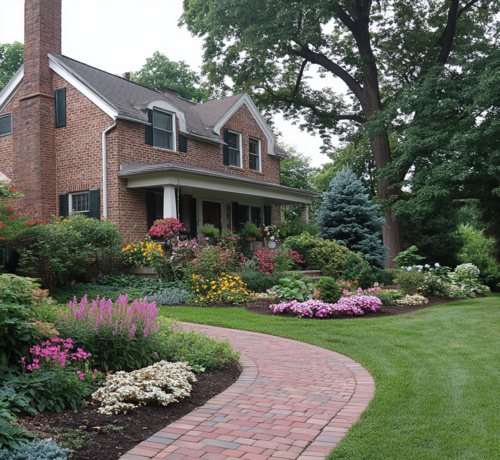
[189,197,197,238]
[59,193,68,217]
[146,191,157,232]
[232,202,240,232]
[54,88,67,128]
[145,109,154,145]
[223,128,229,165]
[264,205,272,226]
[89,189,100,219]
[179,134,188,153]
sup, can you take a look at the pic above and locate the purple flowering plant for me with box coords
[272,294,382,318]
[57,294,160,371]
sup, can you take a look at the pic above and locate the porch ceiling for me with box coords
[118,162,318,205]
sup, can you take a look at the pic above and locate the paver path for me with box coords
[121,322,374,460]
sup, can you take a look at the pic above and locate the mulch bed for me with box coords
[17,361,241,460]
[165,295,486,319]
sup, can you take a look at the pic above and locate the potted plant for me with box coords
[243,222,259,241]
[201,224,220,245]
[262,225,280,249]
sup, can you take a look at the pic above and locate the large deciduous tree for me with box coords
[0,42,24,91]
[131,51,207,102]
[181,0,499,266]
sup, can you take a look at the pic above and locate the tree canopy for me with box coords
[0,42,23,92]
[130,51,207,102]
[181,0,500,265]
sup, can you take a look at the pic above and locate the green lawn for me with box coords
[161,294,500,460]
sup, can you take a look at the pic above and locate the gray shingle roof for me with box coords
[48,54,288,157]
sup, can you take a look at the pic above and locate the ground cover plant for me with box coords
[163,293,500,459]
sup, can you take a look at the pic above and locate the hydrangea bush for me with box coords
[92,361,196,415]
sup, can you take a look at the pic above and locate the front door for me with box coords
[202,201,221,230]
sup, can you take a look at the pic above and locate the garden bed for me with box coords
[17,362,241,460]
[163,295,486,319]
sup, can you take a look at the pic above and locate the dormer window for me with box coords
[153,110,174,150]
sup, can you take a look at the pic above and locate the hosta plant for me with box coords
[271,276,315,302]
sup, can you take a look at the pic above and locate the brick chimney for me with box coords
[13,0,62,218]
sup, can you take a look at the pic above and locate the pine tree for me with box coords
[317,169,388,271]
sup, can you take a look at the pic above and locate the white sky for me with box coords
[0,0,348,167]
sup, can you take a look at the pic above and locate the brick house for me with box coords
[0,0,316,242]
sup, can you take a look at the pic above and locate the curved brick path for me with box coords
[121,323,374,460]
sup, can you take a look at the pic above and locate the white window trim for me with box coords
[249,137,262,173]
[153,108,177,153]
[69,191,90,215]
[227,129,243,169]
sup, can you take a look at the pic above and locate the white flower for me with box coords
[435,263,440,267]
[406,267,412,272]
[416,265,423,270]
[425,264,430,268]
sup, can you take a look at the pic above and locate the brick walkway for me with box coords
[121,323,374,460]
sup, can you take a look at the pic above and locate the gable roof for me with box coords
[46,54,288,157]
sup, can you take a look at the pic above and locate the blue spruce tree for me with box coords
[317,169,388,271]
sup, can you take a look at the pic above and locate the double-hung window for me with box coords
[153,110,174,150]
[70,192,90,216]
[0,114,12,137]
[249,138,261,171]
[227,131,242,167]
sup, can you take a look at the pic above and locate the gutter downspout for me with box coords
[102,120,117,219]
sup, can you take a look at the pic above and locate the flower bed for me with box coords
[272,294,382,318]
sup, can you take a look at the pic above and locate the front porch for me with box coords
[118,162,317,237]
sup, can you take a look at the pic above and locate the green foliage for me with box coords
[278,220,319,240]
[189,247,241,280]
[0,384,37,416]
[340,255,376,289]
[403,209,462,268]
[393,246,426,269]
[201,224,220,238]
[377,270,396,286]
[317,170,387,271]
[131,51,207,102]
[315,277,342,304]
[54,428,95,451]
[0,439,69,458]
[455,224,500,285]
[18,215,122,287]
[157,327,240,371]
[239,268,283,294]
[7,369,102,413]
[271,275,314,302]
[0,42,23,92]
[0,410,36,451]
[0,275,47,369]
[281,232,355,276]
[393,268,426,296]
[242,222,260,238]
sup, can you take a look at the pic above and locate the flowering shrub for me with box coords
[190,273,254,306]
[190,247,243,279]
[261,225,280,241]
[57,295,160,371]
[272,295,382,318]
[121,240,163,267]
[92,361,196,415]
[148,218,185,239]
[452,263,480,283]
[253,249,304,274]
[396,294,429,305]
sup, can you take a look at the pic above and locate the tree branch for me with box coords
[436,0,460,65]
[336,114,368,124]
[458,0,483,18]
[287,45,364,100]
[287,59,308,110]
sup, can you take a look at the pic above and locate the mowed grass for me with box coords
[161,294,500,460]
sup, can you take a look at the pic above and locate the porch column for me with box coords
[163,185,177,218]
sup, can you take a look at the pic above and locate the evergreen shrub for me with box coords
[317,169,388,271]
[0,439,69,459]
[315,277,342,304]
